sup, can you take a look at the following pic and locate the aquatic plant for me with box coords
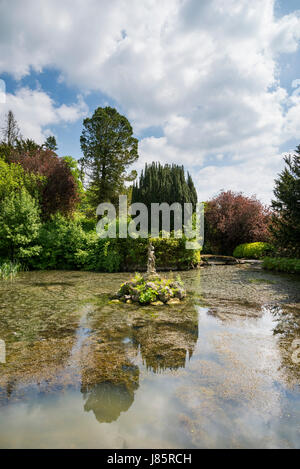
[0,260,23,280]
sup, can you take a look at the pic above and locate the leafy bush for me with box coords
[83,237,123,273]
[30,215,123,272]
[263,257,300,274]
[0,188,42,261]
[30,213,88,270]
[0,159,45,202]
[233,242,272,259]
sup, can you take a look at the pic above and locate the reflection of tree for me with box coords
[270,305,300,387]
[79,300,199,423]
[79,336,140,423]
[132,321,198,373]
[83,381,136,423]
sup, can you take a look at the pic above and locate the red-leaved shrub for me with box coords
[204,191,271,255]
[9,149,79,218]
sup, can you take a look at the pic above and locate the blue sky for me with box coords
[0,0,300,203]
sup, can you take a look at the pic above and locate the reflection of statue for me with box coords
[147,242,156,276]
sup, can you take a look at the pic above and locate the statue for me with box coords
[147,242,157,276]
[112,240,186,305]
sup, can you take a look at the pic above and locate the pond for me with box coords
[0,265,299,449]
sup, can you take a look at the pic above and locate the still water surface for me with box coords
[0,266,299,448]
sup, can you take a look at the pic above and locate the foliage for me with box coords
[29,213,88,270]
[29,214,122,272]
[0,159,45,202]
[271,146,300,258]
[82,237,123,273]
[120,235,201,271]
[205,190,270,255]
[0,142,14,161]
[233,242,272,259]
[44,136,58,152]
[27,213,200,272]
[80,106,138,207]
[63,156,84,196]
[8,147,79,218]
[139,287,158,305]
[0,260,23,280]
[0,188,41,261]
[15,138,42,155]
[263,257,300,274]
[131,162,198,230]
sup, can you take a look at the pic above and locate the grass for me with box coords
[263,257,300,274]
[0,260,23,280]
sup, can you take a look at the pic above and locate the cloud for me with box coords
[0,0,300,202]
[0,88,88,143]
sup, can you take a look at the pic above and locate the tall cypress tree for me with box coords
[132,162,198,231]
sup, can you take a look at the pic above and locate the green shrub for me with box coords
[233,242,272,259]
[120,234,201,271]
[0,159,45,203]
[23,213,202,272]
[83,237,123,273]
[30,213,88,270]
[139,288,158,304]
[0,188,42,261]
[263,257,300,274]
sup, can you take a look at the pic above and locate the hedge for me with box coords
[26,214,201,272]
[263,257,300,274]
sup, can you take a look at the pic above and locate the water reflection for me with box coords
[83,382,137,423]
[0,268,299,448]
[77,298,199,421]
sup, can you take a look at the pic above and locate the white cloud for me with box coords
[0,0,300,202]
[0,88,88,143]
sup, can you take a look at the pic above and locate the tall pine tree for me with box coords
[80,107,138,208]
[271,145,300,257]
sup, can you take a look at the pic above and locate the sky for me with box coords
[0,0,300,204]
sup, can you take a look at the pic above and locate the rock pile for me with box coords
[111,273,186,306]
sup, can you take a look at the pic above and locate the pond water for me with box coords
[0,266,299,449]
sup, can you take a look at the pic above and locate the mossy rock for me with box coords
[112,273,186,306]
